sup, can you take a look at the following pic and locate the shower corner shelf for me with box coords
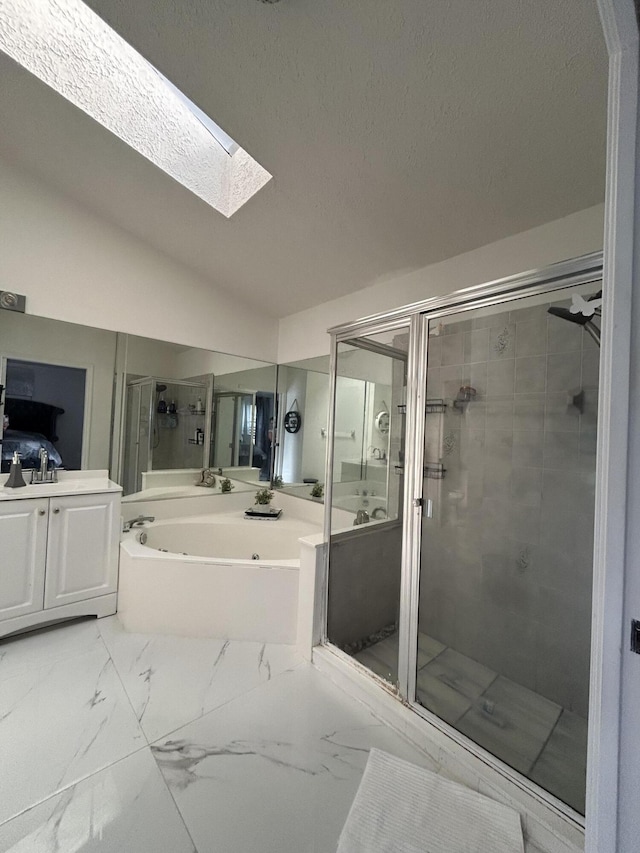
[397,404,407,414]
[424,462,446,480]
[425,399,447,414]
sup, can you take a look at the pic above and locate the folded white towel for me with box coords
[337,749,524,853]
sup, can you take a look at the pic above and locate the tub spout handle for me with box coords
[123,514,155,532]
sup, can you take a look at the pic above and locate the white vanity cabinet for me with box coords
[0,473,121,638]
[0,498,49,622]
[44,492,120,608]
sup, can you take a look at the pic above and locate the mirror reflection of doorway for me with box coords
[212,391,274,480]
[1,358,87,471]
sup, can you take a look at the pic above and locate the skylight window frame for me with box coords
[0,0,270,217]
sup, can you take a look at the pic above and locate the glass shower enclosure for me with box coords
[324,254,602,818]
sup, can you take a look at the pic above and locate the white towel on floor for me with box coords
[337,749,524,853]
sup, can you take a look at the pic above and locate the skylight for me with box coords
[0,0,271,217]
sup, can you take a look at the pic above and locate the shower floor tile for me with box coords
[530,709,588,813]
[354,647,397,683]
[353,631,446,686]
[456,676,562,774]
[416,646,498,726]
[422,647,497,700]
[415,667,474,725]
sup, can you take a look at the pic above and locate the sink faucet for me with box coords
[39,447,48,478]
[30,447,57,484]
[123,514,155,532]
[353,509,370,526]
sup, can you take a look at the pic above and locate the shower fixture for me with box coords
[547,290,601,347]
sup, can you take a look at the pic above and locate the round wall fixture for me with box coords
[284,409,301,434]
[375,410,390,434]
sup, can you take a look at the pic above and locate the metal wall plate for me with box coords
[0,291,26,313]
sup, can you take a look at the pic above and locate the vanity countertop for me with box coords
[0,469,122,501]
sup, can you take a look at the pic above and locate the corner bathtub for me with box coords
[118,512,320,644]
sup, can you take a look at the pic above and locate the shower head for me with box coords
[155,383,167,393]
[547,306,590,326]
[547,290,602,348]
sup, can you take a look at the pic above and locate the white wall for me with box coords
[176,350,271,379]
[0,157,278,362]
[277,204,605,362]
[124,336,186,380]
[278,365,308,482]
[213,365,277,394]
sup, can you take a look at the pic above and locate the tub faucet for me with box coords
[123,515,155,532]
[353,509,370,526]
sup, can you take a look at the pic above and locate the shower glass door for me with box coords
[327,326,410,687]
[414,284,600,813]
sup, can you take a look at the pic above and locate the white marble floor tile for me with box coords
[457,676,562,775]
[98,616,303,742]
[0,645,145,826]
[530,710,587,814]
[152,664,438,853]
[0,618,104,683]
[0,748,196,853]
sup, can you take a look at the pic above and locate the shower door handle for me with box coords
[413,497,433,518]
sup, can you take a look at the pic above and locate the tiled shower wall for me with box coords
[420,299,599,717]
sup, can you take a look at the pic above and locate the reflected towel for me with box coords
[337,749,524,853]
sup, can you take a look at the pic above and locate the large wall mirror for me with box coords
[275,351,397,519]
[1,308,393,518]
[115,334,276,500]
[0,310,278,501]
[0,311,117,474]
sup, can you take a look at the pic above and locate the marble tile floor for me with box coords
[0,615,548,853]
[355,631,587,814]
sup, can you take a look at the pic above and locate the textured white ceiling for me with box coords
[0,0,607,318]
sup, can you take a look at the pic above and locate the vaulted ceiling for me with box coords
[0,0,607,317]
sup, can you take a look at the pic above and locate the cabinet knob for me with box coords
[52,508,60,514]
[38,509,46,516]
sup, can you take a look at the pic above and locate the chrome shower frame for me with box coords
[323,251,603,825]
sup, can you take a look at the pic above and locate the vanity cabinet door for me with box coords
[44,493,120,608]
[0,498,48,622]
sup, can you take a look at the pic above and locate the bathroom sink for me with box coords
[0,472,121,500]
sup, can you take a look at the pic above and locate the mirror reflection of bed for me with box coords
[1,358,87,472]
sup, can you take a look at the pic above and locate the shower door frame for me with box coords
[324,251,604,823]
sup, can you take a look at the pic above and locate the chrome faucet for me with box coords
[31,447,57,484]
[353,509,370,526]
[123,514,155,532]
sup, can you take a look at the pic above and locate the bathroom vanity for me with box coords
[0,470,121,639]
